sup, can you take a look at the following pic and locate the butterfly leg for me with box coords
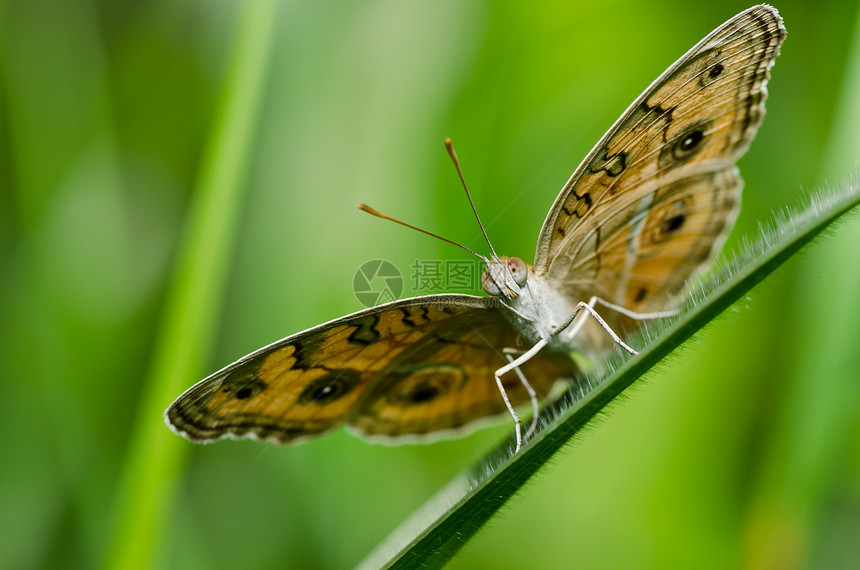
[503,351,540,442]
[557,299,638,355]
[494,338,549,452]
[591,298,679,321]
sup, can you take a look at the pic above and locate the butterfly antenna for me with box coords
[358,204,488,261]
[445,138,497,259]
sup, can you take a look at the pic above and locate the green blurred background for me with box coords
[3,0,860,568]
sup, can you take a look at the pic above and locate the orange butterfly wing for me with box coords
[535,5,784,315]
[165,295,577,444]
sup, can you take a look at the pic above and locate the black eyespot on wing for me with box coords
[659,119,712,168]
[219,376,267,401]
[634,287,648,303]
[387,364,465,406]
[298,370,360,405]
[647,195,692,245]
[697,49,725,87]
[661,213,686,234]
[403,383,441,403]
[235,387,253,399]
[708,63,724,79]
[678,131,703,153]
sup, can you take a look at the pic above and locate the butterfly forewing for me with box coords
[165,295,577,444]
[534,5,784,316]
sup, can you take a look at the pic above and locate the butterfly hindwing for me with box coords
[566,163,742,313]
[349,305,576,440]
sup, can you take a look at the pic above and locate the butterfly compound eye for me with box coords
[481,270,502,296]
[507,257,528,286]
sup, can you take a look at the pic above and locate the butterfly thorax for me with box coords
[482,257,581,352]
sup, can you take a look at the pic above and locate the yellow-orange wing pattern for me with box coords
[166,295,577,444]
[535,5,784,315]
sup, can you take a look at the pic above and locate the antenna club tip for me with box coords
[445,138,458,161]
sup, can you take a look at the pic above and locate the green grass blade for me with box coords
[359,177,860,570]
[103,2,278,568]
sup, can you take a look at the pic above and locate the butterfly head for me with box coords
[481,256,529,299]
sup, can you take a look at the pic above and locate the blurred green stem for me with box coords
[742,5,860,568]
[104,1,278,568]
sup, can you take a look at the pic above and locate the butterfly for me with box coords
[165,5,785,452]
